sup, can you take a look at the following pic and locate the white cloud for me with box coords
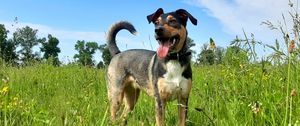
[185,0,293,44]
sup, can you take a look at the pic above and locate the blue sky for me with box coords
[0,0,293,63]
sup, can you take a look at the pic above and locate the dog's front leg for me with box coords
[178,97,188,126]
[178,78,192,126]
[155,98,165,126]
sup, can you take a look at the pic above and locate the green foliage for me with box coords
[0,64,107,125]
[96,61,105,69]
[223,46,248,66]
[215,46,225,64]
[99,44,112,66]
[197,48,215,65]
[0,62,299,125]
[74,40,99,66]
[0,25,18,64]
[196,38,225,65]
[0,24,7,44]
[186,37,195,49]
[40,34,61,66]
[13,26,45,63]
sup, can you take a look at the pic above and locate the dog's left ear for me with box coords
[147,8,164,24]
[175,9,197,26]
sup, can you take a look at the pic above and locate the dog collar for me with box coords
[166,51,191,60]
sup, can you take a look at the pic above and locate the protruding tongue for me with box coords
[157,42,170,59]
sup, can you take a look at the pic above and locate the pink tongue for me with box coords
[157,43,170,59]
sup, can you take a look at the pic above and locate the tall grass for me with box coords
[0,62,299,125]
[0,63,108,125]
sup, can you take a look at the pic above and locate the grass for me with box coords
[0,62,299,125]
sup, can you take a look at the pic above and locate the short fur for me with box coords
[106,8,197,126]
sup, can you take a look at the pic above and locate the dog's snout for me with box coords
[155,26,164,34]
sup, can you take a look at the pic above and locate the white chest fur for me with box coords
[159,60,190,100]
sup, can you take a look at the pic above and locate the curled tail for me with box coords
[107,21,137,56]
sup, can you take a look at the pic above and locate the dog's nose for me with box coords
[155,26,164,34]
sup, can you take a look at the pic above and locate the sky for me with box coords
[0,0,295,63]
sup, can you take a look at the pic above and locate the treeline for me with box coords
[0,22,246,68]
[0,24,112,67]
[0,21,298,68]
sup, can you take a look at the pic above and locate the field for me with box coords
[0,61,299,126]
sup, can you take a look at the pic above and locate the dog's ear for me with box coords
[147,8,164,24]
[175,9,197,26]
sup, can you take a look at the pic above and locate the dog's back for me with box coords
[108,49,155,87]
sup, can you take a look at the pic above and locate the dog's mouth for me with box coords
[156,35,180,59]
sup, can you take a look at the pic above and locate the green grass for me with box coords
[0,62,299,125]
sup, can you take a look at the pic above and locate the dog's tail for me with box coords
[106,21,137,56]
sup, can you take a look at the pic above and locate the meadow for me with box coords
[0,60,299,126]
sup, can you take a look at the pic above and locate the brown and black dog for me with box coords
[106,8,197,126]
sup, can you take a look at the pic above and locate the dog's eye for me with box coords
[169,19,177,24]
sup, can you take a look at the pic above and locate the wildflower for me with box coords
[239,64,244,69]
[249,101,261,114]
[2,77,9,84]
[13,97,18,101]
[291,89,297,97]
[288,40,295,54]
[0,86,9,94]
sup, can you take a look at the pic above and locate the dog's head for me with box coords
[147,8,197,59]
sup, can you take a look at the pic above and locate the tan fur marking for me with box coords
[167,15,175,21]
[163,24,178,36]
[157,78,170,100]
[174,25,187,52]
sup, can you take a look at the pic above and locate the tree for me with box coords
[196,38,224,65]
[0,24,7,45]
[40,34,61,66]
[13,26,45,62]
[74,40,99,66]
[99,44,112,66]
[186,37,196,55]
[97,61,105,69]
[0,24,18,64]
[215,46,225,64]
[186,37,196,49]
[196,43,215,65]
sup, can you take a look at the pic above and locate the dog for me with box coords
[106,8,197,126]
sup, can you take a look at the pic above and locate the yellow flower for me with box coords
[1,86,9,94]
[249,101,262,114]
[13,97,18,101]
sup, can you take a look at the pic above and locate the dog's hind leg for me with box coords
[121,84,140,123]
[108,84,124,121]
[107,73,126,122]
